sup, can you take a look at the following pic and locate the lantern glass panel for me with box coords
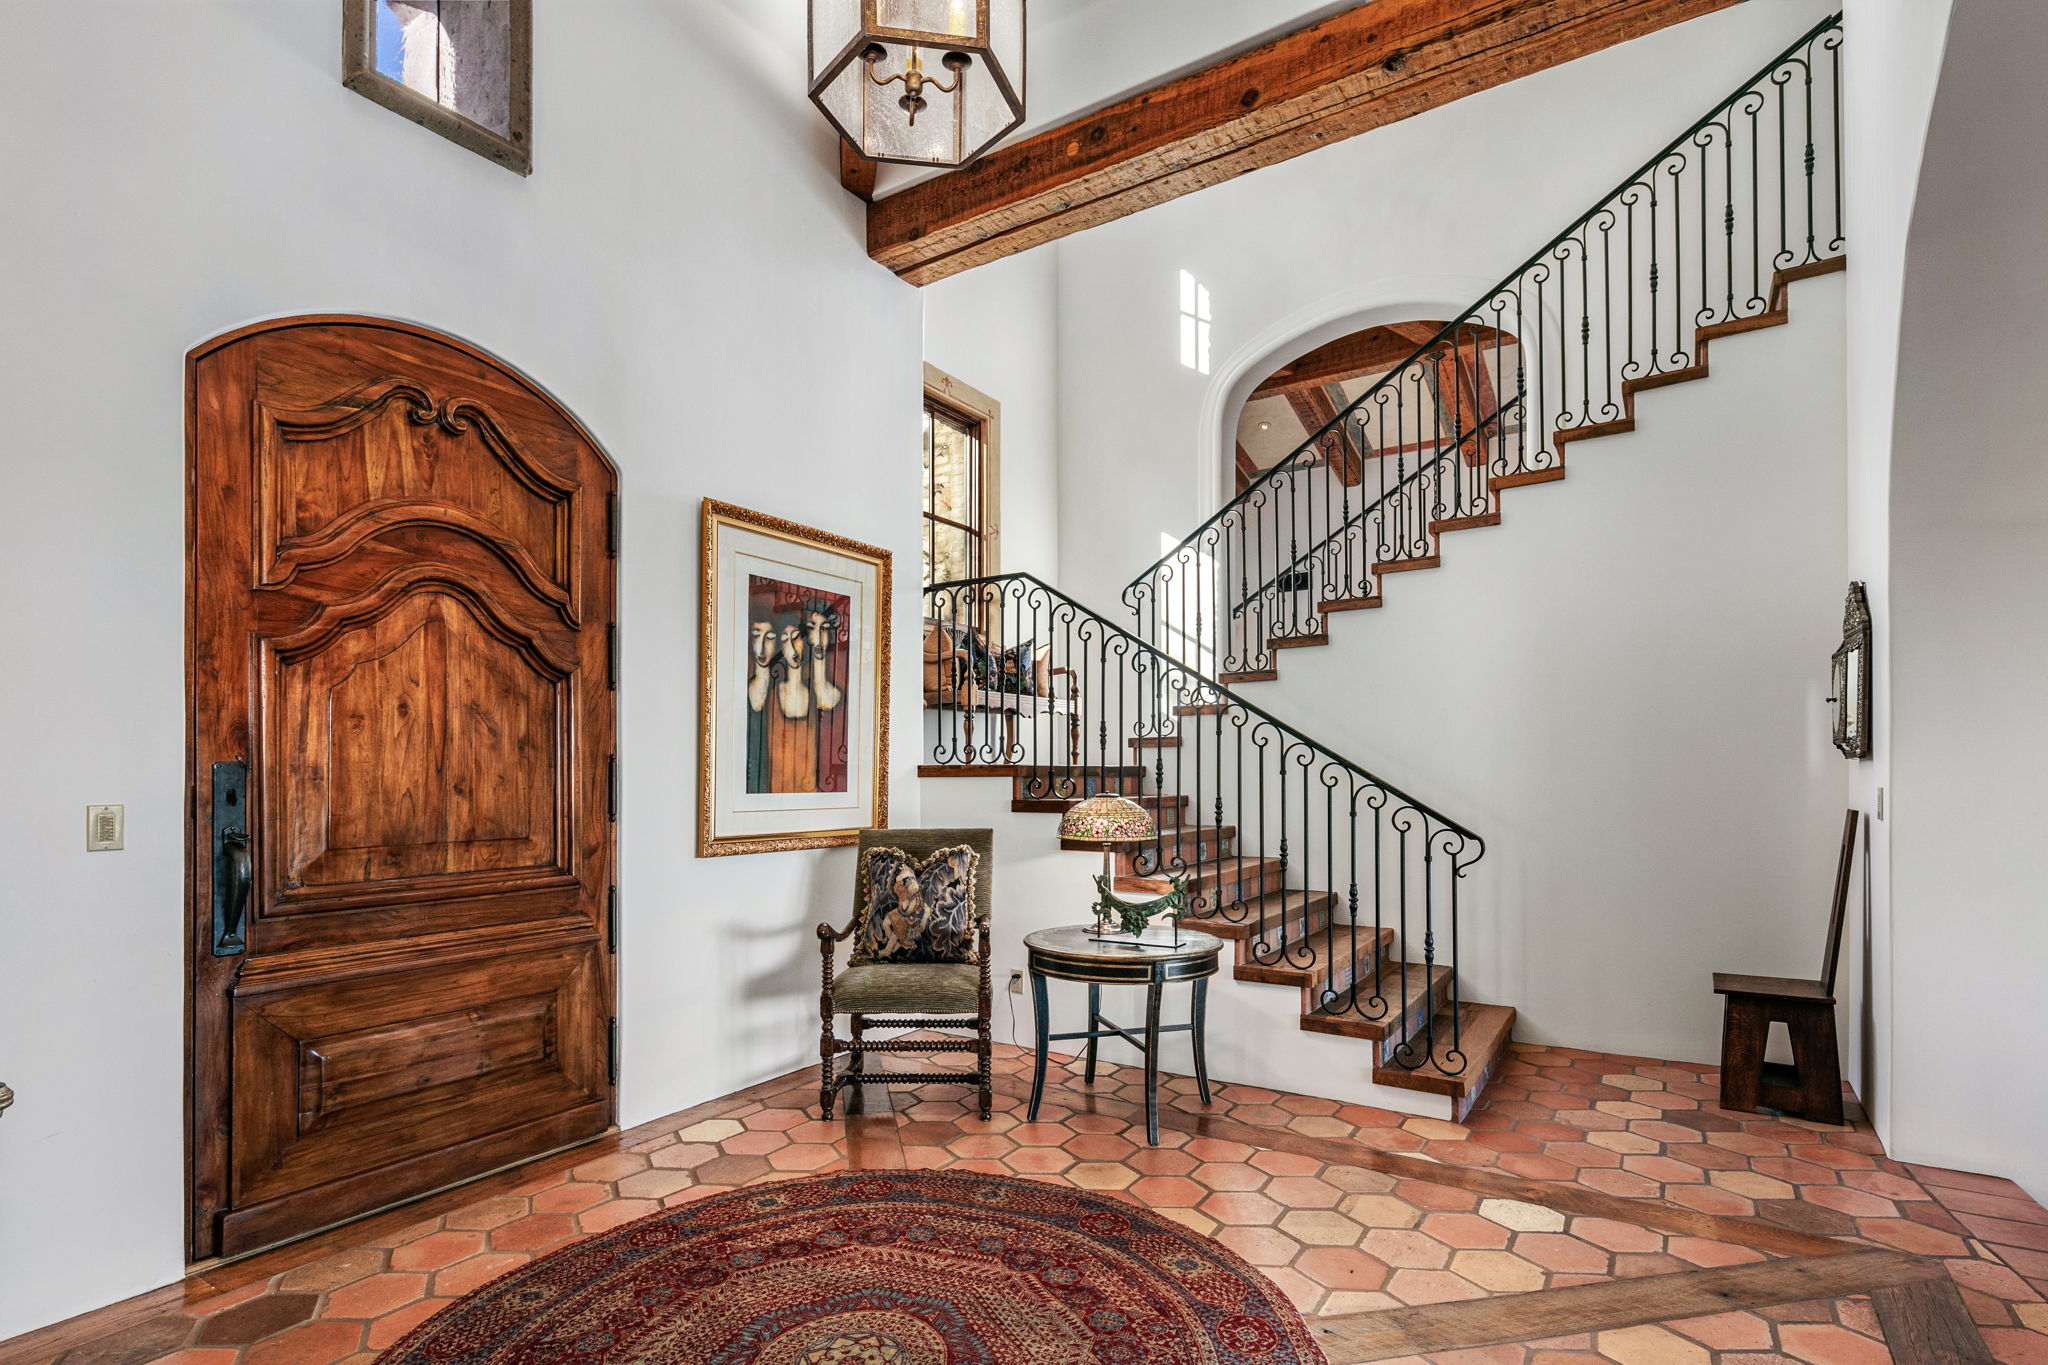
[810,0,864,75]
[876,0,983,40]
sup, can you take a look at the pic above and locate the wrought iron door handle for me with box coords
[217,826,251,955]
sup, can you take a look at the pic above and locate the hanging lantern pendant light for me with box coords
[811,1,1026,168]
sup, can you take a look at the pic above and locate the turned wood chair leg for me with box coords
[847,1015,866,1116]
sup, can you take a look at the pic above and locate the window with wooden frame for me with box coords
[922,365,1000,589]
[343,0,532,175]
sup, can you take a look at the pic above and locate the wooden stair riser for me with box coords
[1183,891,1339,956]
[1236,926,1393,994]
[1370,1002,1517,1105]
[1297,959,1451,1049]
[1117,861,1283,913]
[1016,792,1189,827]
[1116,828,1238,874]
[1010,770,1143,801]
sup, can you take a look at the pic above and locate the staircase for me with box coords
[920,16,1847,1122]
[1125,15,1846,687]
[922,574,1509,1119]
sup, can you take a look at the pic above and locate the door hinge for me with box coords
[605,492,619,559]
[607,1017,620,1086]
[607,755,618,822]
[606,885,619,954]
[606,623,618,691]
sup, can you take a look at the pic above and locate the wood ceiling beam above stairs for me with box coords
[867,0,1749,285]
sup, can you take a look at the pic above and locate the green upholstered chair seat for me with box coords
[831,962,981,1016]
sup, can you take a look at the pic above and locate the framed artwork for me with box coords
[700,501,891,856]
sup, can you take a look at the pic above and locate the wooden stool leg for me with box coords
[1719,995,1767,1114]
[1787,1002,1845,1126]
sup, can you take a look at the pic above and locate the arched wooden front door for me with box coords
[186,317,617,1259]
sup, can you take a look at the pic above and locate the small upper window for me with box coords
[344,0,532,175]
[1179,271,1213,375]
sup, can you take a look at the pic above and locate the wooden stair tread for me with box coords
[1101,825,1239,859]
[1182,890,1337,943]
[1129,735,1181,749]
[1623,363,1709,398]
[1490,467,1565,490]
[1267,633,1329,650]
[1430,512,1501,534]
[1219,669,1279,683]
[1698,310,1788,343]
[1300,961,1452,1039]
[1173,703,1230,716]
[1374,555,1440,574]
[1116,857,1281,895]
[1555,417,1636,446]
[1237,926,1394,991]
[1318,596,1382,613]
[1372,1002,1517,1099]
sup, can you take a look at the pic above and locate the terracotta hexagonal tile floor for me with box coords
[6,1043,2043,1365]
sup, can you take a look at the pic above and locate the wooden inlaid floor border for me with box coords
[993,1074,1847,1258]
[1305,1249,1943,1362]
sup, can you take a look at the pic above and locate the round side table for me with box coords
[1023,926,1224,1145]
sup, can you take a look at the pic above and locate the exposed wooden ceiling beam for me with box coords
[840,139,878,203]
[1285,386,1365,486]
[1252,326,1450,398]
[868,0,1747,285]
[1235,441,1259,494]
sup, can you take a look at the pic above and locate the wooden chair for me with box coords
[817,828,994,1122]
[923,619,1082,764]
[1713,809,1859,1125]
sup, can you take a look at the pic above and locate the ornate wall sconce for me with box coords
[1830,583,1872,760]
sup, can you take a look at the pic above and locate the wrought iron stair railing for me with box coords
[923,572,1485,1076]
[1126,14,1845,676]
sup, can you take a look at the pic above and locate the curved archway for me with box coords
[1226,317,1522,495]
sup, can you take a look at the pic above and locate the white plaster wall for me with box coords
[922,248,1063,579]
[1886,0,2048,1204]
[1839,0,1956,1151]
[0,0,921,1339]
[1051,0,1839,612]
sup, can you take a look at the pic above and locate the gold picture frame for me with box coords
[699,500,892,857]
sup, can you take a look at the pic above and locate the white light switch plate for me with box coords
[86,804,124,851]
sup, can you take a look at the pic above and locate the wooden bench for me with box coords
[1713,809,1858,1126]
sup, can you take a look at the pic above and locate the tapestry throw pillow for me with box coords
[854,844,979,964]
[970,635,1039,696]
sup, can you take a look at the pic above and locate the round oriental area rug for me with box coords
[378,1169,1329,1365]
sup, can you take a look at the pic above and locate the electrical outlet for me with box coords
[86,804,124,852]
[1008,969,1024,995]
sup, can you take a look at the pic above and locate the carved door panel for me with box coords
[188,317,617,1259]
